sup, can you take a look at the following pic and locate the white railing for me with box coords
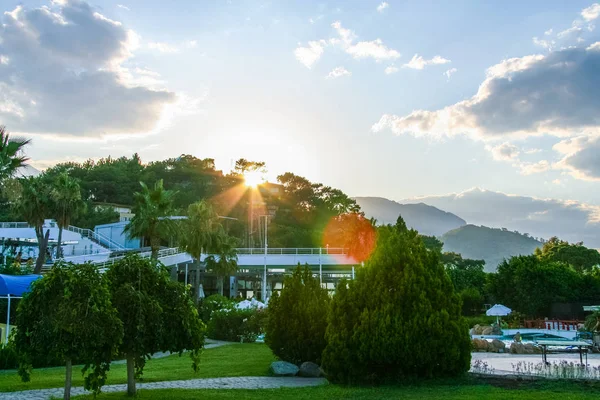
[235,248,348,255]
[0,222,30,229]
[67,225,125,251]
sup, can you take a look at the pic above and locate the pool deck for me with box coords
[471,352,600,373]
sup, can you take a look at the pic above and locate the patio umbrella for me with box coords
[486,304,512,325]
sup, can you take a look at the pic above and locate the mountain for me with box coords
[402,187,600,249]
[441,225,543,272]
[354,196,466,237]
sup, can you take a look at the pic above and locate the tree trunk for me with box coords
[126,353,136,396]
[64,358,72,400]
[34,229,50,274]
[219,276,224,296]
[195,258,201,304]
[151,236,159,260]
[56,226,63,259]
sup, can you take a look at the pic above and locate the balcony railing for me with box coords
[235,248,348,255]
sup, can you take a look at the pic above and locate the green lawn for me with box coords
[0,343,275,392]
[73,380,600,400]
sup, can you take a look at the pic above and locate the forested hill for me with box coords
[353,196,466,237]
[441,225,543,272]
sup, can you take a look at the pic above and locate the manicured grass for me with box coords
[0,343,275,392]
[73,380,600,400]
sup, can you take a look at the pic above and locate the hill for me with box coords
[353,196,466,237]
[441,225,542,272]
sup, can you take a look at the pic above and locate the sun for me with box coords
[244,170,263,188]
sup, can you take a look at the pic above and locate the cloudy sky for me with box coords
[1,0,599,243]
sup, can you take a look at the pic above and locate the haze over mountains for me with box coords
[354,187,600,271]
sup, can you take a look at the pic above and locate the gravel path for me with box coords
[0,376,328,400]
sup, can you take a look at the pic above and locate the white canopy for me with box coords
[486,304,512,316]
[235,298,266,310]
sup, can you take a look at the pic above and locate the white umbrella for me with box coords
[236,300,253,310]
[486,304,512,325]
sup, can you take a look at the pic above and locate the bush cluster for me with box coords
[206,305,267,343]
[265,265,330,365]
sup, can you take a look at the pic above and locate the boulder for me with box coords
[481,327,494,335]
[510,342,525,354]
[270,361,299,376]
[472,324,482,335]
[472,338,489,351]
[299,362,322,377]
[523,343,542,354]
[491,339,506,353]
[491,325,502,335]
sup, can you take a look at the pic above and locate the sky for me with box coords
[1,0,599,230]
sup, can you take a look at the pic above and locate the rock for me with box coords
[491,339,506,353]
[472,338,489,351]
[510,342,525,354]
[491,325,502,335]
[270,361,299,376]
[299,362,322,377]
[472,324,482,335]
[481,327,493,335]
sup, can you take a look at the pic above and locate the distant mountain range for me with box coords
[441,225,542,272]
[353,197,466,237]
[354,195,545,272]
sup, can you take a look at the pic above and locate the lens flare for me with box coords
[244,171,263,187]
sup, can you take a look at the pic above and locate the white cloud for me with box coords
[403,54,451,70]
[533,36,555,50]
[331,21,357,46]
[385,65,399,74]
[582,3,600,21]
[147,40,197,54]
[294,40,327,69]
[326,66,351,79]
[403,187,600,248]
[346,39,400,61]
[377,2,390,13]
[444,68,457,79]
[554,135,600,181]
[588,41,600,50]
[0,0,175,137]
[545,28,553,35]
[117,4,130,11]
[486,142,520,161]
[518,160,551,175]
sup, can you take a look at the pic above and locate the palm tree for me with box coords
[179,200,222,302]
[124,180,176,260]
[205,235,238,296]
[51,172,84,258]
[0,125,31,183]
[14,176,52,274]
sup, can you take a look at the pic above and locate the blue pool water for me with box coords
[499,332,571,342]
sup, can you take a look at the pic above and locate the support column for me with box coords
[5,294,11,343]
[352,266,355,280]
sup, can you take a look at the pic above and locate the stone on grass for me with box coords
[299,362,322,377]
[271,361,299,376]
[491,339,506,353]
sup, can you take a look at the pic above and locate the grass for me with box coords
[0,343,275,392]
[72,379,600,400]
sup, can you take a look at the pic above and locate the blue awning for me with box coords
[0,274,42,296]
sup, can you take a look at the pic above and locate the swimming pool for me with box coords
[499,332,571,342]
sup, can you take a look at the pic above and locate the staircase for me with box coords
[66,225,125,251]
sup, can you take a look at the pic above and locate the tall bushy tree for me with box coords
[205,235,238,296]
[15,263,123,400]
[535,236,600,273]
[180,200,223,302]
[265,265,330,365]
[12,176,52,273]
[0,125,30,183]
[51,172,84,258]
[124,180,176,259]
[322,217,471,383]
[106,254,204,396]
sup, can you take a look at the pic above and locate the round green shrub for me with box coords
[321,217,471,383]
[199,294,235,323]
[265,264,330,365]
[206,307,263,342]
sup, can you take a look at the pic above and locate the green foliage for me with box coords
[205,236,238,296]
[584,311,600,333]
[265,265,330,365]
[14,262,123,396]
[442,225,542,271]
[0,125,30,183]
[322,217,471,384]
[0,344,18,370]
[71,203,120,230]
[487,255,592,317]
[463,315,496,328]
[199,294,236,323]
[106,254,205,394]
[459,288,484,316]
[206,307,264,343]
[421,235,444,253]
[124,180,176,259]
[535,237,600,273]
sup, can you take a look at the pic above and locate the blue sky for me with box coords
[1,0,599,209]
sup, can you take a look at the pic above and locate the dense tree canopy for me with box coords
[535,237,600,273]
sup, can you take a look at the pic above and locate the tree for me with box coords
[265,264,330,365]
[535,237,600,273]
[321,217,471,383]
[322,212,377,263]
[0,125,31,184]
[12,176,52,273]
[124,180,176,259]
[205,235,238,296]
[50,172,84,258]
[106,254,204,396]
[180,200,223,302]
[14,263,123,400]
